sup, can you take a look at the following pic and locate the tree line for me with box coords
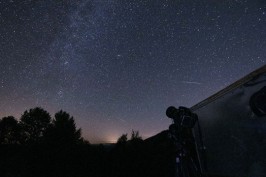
[0,107,85,146]
[0,107,175,177]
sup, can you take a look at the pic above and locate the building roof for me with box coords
[191,64,266,111]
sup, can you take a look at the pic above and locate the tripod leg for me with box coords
[176,157,182,177]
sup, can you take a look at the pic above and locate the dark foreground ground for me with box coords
[0,130,236,177]
[0,131,177,177]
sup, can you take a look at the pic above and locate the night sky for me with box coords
[0,0,265,143]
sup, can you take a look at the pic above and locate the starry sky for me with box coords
[0,0,265,143]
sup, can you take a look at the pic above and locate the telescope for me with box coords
[166,106,204,177]
[166,106,198,129]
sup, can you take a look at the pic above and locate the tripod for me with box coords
[166,106,205,177]
[169,124,202,177]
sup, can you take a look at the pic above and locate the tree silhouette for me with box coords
[130,130,143,144]
[130,130,141,140]
[45,110,83,146]
[117,134,128,145]
[0,116,20,144]
[20,107,51,144]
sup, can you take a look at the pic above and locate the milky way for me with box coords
[0,0,265,143]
